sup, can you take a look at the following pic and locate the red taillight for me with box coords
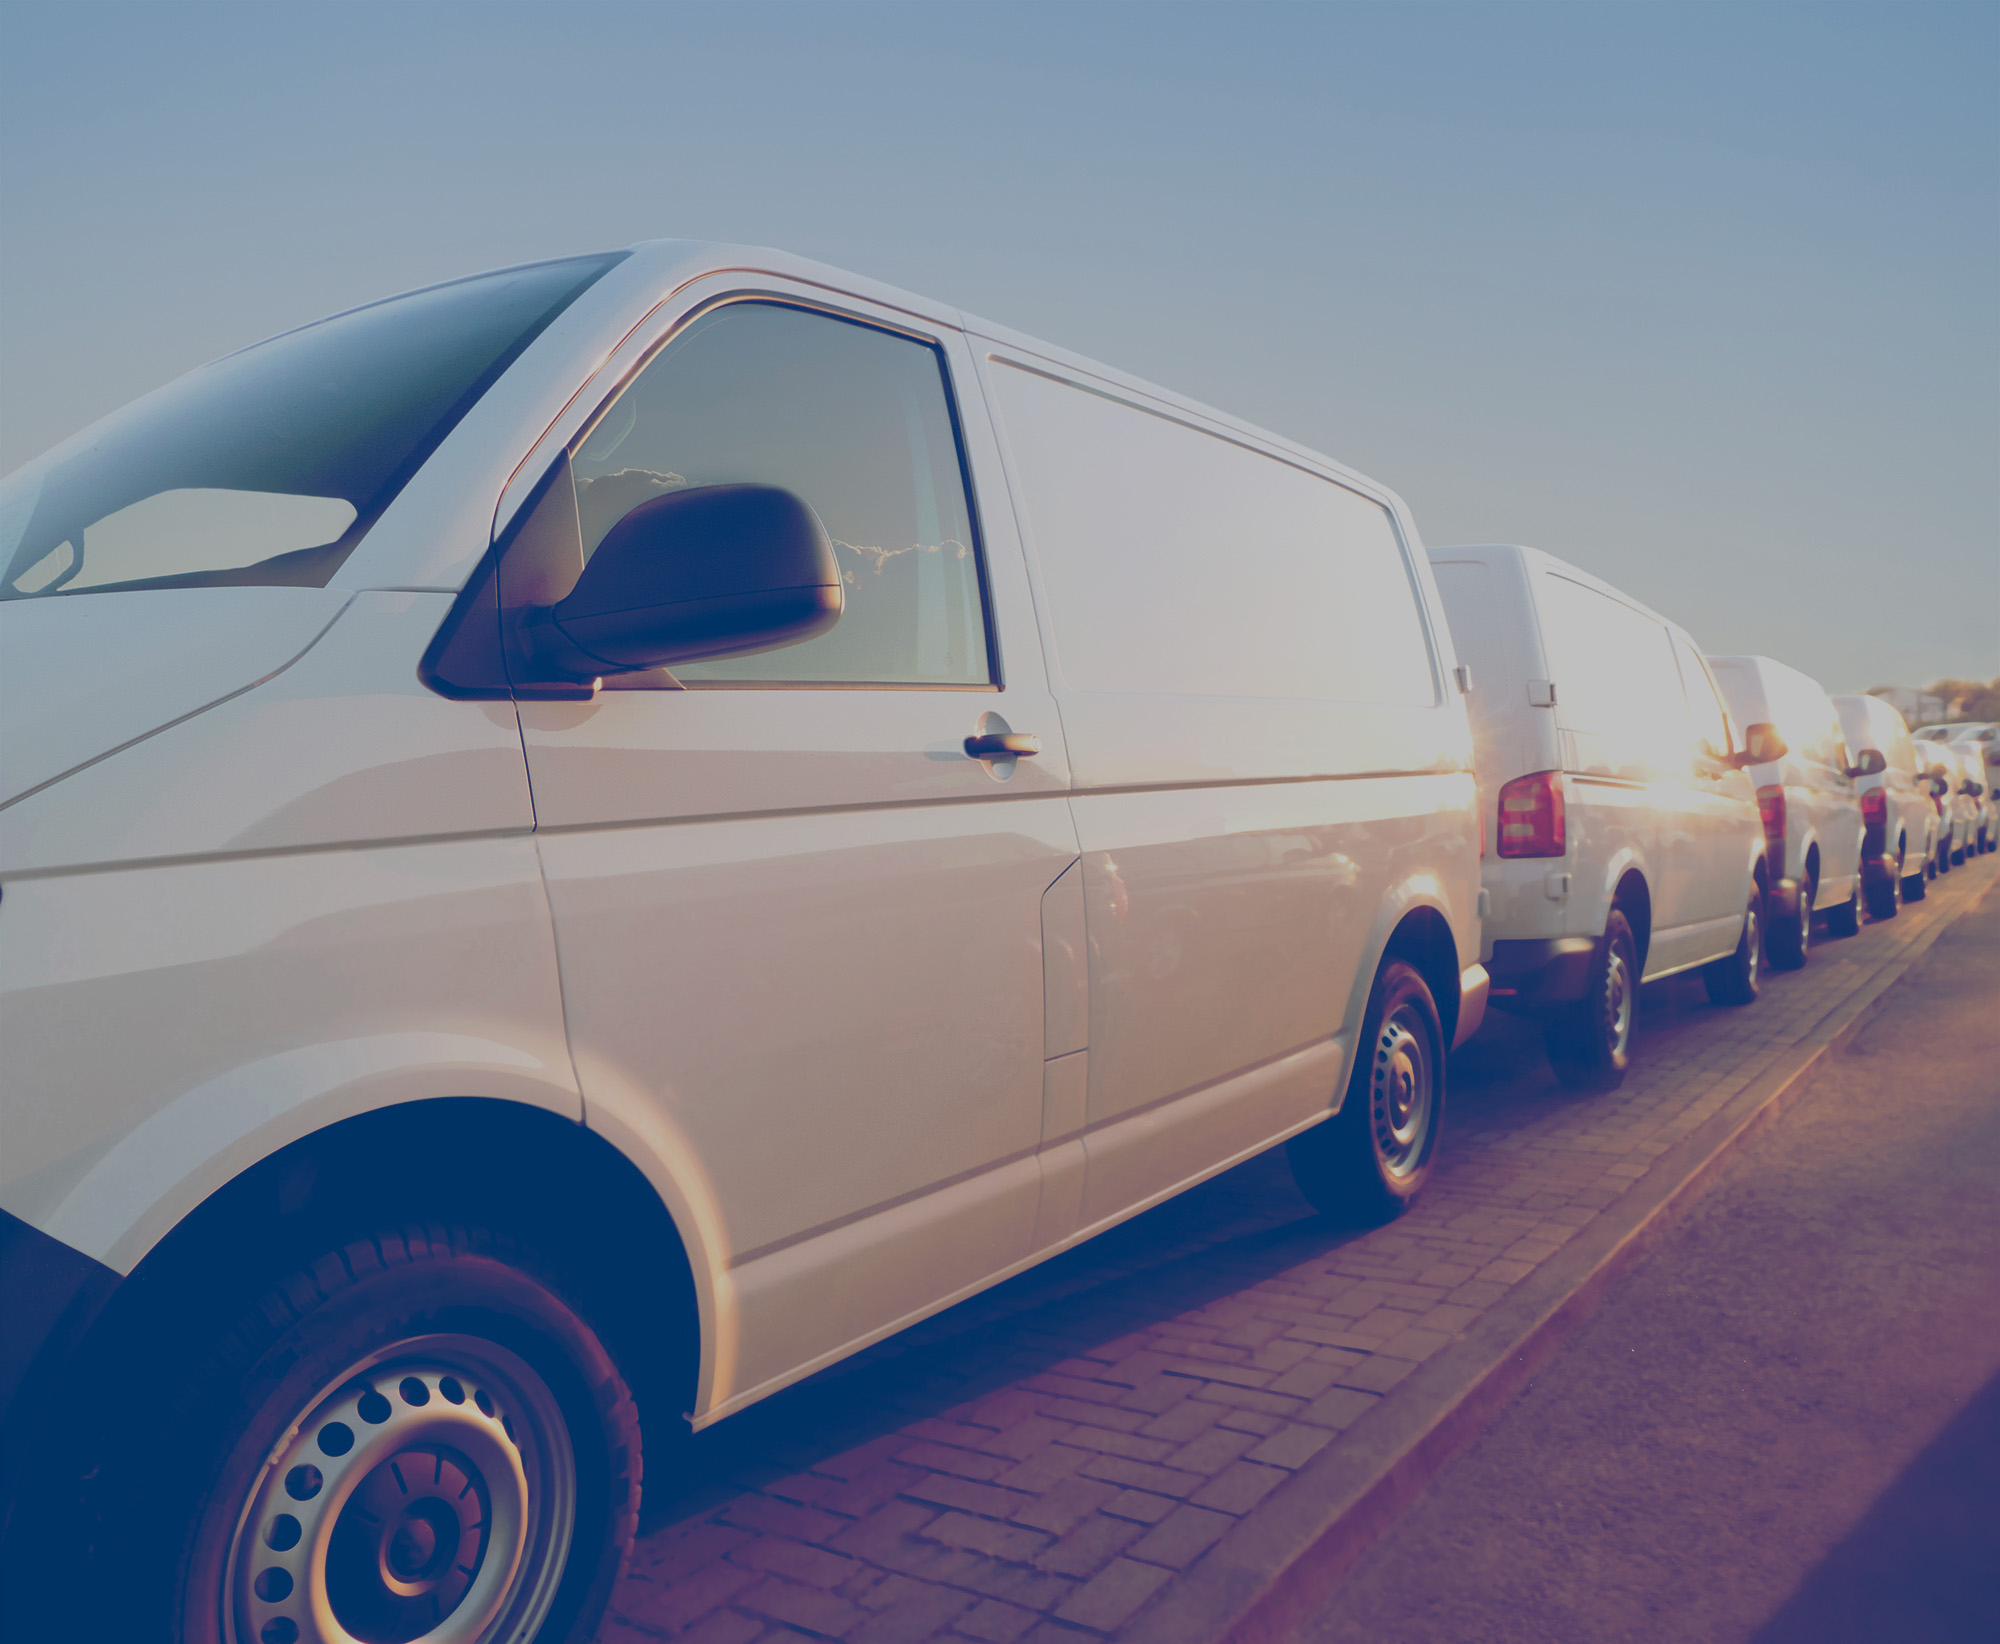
[1497,771,1566,858]
[1757,784,1787,853]
[1860,788,1887,825]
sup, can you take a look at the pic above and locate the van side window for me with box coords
[992,361,1436,705]
[1537,575,1687,768]
[572,302,992,686]
[1671,636,1732,758]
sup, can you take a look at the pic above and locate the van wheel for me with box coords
[1905,850,1928,902]
[1868,850,1903,920]
[1825,873,1862,938]
[1703,886,1762,1006]
[1288,960,1443,1223]
[1766,876,1813,971]
[1543,910,1639,1091]
[118,1225,638,1644]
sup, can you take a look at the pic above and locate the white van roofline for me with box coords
[1426,542,1692,644]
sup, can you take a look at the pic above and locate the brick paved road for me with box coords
[602,856,1998,1644]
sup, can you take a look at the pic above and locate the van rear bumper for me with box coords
[1485,936,1598,1007]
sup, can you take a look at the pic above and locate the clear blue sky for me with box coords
[3,0,1993,691]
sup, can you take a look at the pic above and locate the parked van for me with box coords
[1831,692,1939,914]
[0,242,1487,1642]
[1914,738,1962,875]
[1941,742,1988,862]
[1707,655,1875,967]
[1426,545,1771,1091]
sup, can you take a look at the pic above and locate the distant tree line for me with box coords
[1871,676,2000,724]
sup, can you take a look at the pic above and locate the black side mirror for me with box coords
[1730,721,1789,768]
[1846,748,1887,779]
[1926,774,1951,798]
[518,483,842,681]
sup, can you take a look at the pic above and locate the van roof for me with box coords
[1427,542,1691,643]
[613,239,1416,531]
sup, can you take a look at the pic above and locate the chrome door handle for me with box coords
[965,733,1041,758]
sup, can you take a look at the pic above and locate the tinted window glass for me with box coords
[0,254,622,599]
[1539,574,1688,771]
[992,362,1435,705]
[572,302,990,686]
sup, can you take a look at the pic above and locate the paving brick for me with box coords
[617,1559,760,1634]
[819,1462,930,1519]
[951,1598,1041,1643]
[1135,1398,1223,1444]
[1050,1424,1175,1463]
[1245,1421,1336,1469]
[977,1415,1073,1461]
[903,1472,1033,1520]
[1165,1423,1259,1476]
[1188,1459,1287,1514]
[738,1573,869,1636]
[919,1510,1051,1562]
[728,1533,860,1589]
[1009,1473,1121,1534]
[719,1494,851,1548]
[1214,1406,1287,1437]
[895,1442,1012,1483]
[1074,1452,1207,1497]
[1127,1503,1235,1569]
[1101,1487,1179,1524]
[1334,1355,1418,1394]
[1051,1555,1174,1630]
[1299,1386,1379,1429]
[1035,1511,1147,1578]
[991,1443,1092,1494]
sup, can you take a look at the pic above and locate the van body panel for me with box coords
[0,835,579,1272]
[0,587,353,809]
[976,344,1478,1226]
[0,593,535,875]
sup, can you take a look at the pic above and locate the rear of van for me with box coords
[1832,691,1935,914]
[1707,655,1868,966]
[1429,545,1767,1089]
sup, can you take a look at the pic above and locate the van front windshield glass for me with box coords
[0,252,623,600]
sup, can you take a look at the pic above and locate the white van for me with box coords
[0,242,1486,1642]
[1427,545,1771,1090]
[1707,655,1875,968]
[1831,692,1940,915]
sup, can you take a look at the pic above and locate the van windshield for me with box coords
[0,252,623,600]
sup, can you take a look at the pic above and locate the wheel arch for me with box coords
[76,1099,701,1464]
[1610,869,1653,971]
[1379,903,1464,1050]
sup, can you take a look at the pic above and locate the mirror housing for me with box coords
[517,483,842,681]
[1926,774,1951,799]
[1845,748,1887,779]
[1729,721,1788,768]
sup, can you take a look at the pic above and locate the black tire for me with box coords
[106,1224,639,1644]
[1703,884,1763,1006]
[1952,844,1966,867]
[1288,959,1444,1223]
[1543,910,1640,1091]
[1868,848,1903,921]
[1825,870,1862,939]
[1766,873,1813,971]
[1906,849,1928,902]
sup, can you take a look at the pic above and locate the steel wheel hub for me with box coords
[224,1337,575,1644]
[1604,949,1633,1056]
[1369,1008,1433,1180]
